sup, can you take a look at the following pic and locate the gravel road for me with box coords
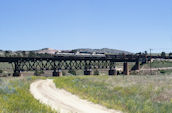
[30,79,122,113]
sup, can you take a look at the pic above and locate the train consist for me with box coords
[55,52,105,57]
[55,51,144,59]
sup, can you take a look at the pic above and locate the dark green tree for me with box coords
[161,52,166,58]
[144,51,148,55]
[28,51,36,57]
[22,51,27,57]
[169,53,172,56]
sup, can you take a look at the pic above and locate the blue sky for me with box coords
[0,0,172,53]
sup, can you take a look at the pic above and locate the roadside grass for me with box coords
[54,75,172,113]
[0,76,57,113]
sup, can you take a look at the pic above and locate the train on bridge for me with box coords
[0,53,172,77]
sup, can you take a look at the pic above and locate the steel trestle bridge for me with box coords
[0,54,171,76]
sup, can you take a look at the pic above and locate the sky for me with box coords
[0,0,172,53]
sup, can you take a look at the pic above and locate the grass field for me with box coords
[0,76,57,113]
[0,63,12,70]
[143,60,172,68]
[54,75,172,113]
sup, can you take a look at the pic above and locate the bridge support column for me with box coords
[131,60,140,71]
[13,70,21,77]
[53,70,62,77]
[13,62,21,77]
[109,69,117,76]
[123,62,129,75]
[141,59,147,65]
[84,69,92,75]
[135,60,140,70]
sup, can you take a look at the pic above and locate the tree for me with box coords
[22,51,27,57]
[144,51,148,55]
[17,52,22,57]
[4,51,12,57]
[169,53,172,56]
[161,52,166,58]
[71,50,78,53]
[28,51,36,57]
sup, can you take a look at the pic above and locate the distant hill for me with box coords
[73,48,132,54]
[0,48,132,57]
[34,48,61,54]
[0,48,61,57]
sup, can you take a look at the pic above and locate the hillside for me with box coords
[74,48,132,54]
[0,48,132,56]
[34,48,61,54]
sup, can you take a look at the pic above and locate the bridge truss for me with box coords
[0,55,159,76]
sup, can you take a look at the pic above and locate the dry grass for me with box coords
[54,75,172,113]
[0,76,57,113]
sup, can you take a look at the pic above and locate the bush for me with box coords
[0,70,3,73]
[68,69,76,75]
[62,71,66,76]
[160,70,166,74]
[34,70,44,76]
[94,69,99,75]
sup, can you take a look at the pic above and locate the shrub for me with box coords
[0,70,3,73]
[68,69,76,75]
[34,70,44,76]
[160,70,166,74]
[62,71,66,76]
[94,69,99,75]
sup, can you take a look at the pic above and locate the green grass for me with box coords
[159,70,172,75]
[0,63,12,70]
[54,75,172,113]
[143,61,172,68]
[0,76,57,113]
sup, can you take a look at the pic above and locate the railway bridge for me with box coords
[0,55,171,76]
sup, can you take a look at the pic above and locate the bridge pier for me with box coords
[141,58,147,65]
[13,70,21,77]
[123,62,129,75]
[84,69,92,75]
[135,60,140,70]
[52,70,62,77]
[109,69,117,76]
[131,60,140,71]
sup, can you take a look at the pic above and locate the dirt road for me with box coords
[30,79,122,113]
